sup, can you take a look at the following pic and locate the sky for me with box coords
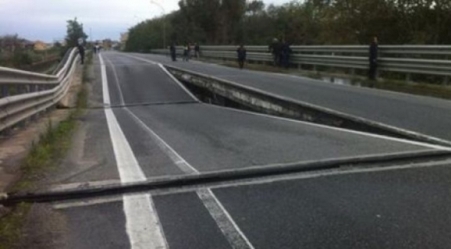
[0,0,292,42]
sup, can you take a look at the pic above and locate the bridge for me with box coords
[1,48,451,248]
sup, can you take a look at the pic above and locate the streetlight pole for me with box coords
[150,0,166,49]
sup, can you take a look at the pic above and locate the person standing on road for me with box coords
[237,44,247,69]
[77,38,85,65]
[170,42,177,61]
[194,43,200,59]
[95,43,100,54]
[369,36,379,80]
[268,38,281,66]
[183,43,191,61]
[280,39,292,69]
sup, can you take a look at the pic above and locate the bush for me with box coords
[12,51,32,67]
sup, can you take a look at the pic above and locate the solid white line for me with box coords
[124,108,199,174]
[112,53,200,102]
[121,53,158,65]
[197,189,255,249]
[99,54,168,249]
[105,57,126,106]
[98,55,110,105]
[206,104,451,151]
[157,63,200,102]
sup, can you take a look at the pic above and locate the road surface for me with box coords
[24,52,451,249]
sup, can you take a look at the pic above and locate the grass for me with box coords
[0,53,91,249]
[211,59,451,100]
[0,203,31,249]
[11,115,78,192]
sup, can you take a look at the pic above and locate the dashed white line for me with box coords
[99,54,168,249]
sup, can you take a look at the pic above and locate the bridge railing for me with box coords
[151,45,451,83]
[0,48,79,133]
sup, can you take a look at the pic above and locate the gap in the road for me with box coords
[175,76,451,148]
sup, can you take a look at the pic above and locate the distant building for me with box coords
[120,32,128,50]
[102,39,112,50]
[34,40,47,51]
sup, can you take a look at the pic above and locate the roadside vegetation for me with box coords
[125,0,451,51]
[0,63,90,249]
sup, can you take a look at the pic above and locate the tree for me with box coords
[65,18,88,47]
[125,0,451,50]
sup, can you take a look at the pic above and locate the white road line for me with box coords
[124,108,198,174]
[105,57,126,106]
[207,104,451,151]
[112,53,200,103]
[125,101,255,249]
[157,63,200,102]
[121,53,158,65]
[99,54,168,249]
[99,55,110,105]
[197,189,255,249]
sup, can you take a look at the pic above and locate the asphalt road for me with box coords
[49,52,434,185]
[33,52,451,249]
[58,162,451,249]
[127,53,451,142]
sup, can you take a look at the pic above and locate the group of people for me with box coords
[168,36,379,80]
[268,38,292,69]
[169,43,200,62]
[235,38,292,70]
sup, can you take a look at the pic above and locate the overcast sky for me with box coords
[0,0,292,42]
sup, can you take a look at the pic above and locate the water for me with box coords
[321,76,363,86]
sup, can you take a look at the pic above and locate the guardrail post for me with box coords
[444,76,449,86]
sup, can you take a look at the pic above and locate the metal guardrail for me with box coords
[0,48,79,132]
[151,45,451,82]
